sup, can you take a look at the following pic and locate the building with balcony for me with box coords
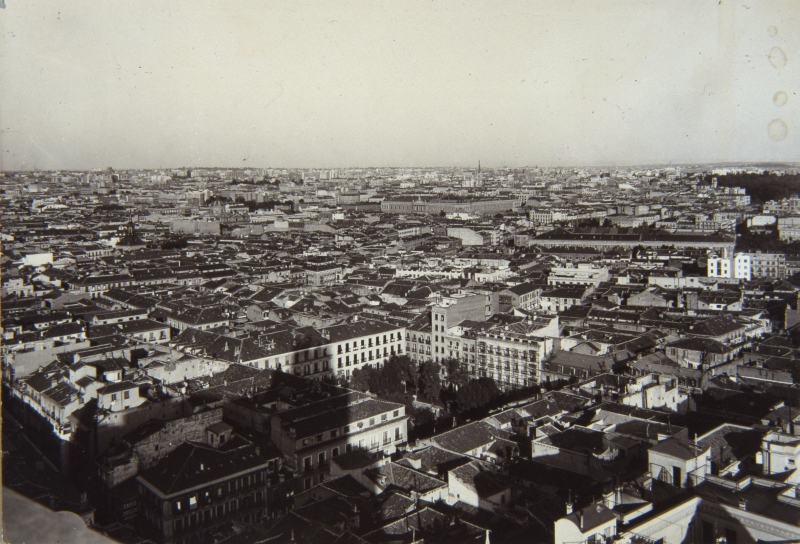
[136,425,281,544]
[326,319,406,379]
[476,320,557,390]
[270,393,407,493]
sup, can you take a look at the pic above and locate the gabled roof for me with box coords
[649,436,709,460]
[137,436,278,497]
[430,420,511,454]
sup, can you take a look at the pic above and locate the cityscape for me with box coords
[4,163,800,544]
[3,1,800,544]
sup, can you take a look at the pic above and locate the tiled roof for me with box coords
[137,436,278,497]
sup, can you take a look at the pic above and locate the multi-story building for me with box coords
[270,393,407,492]
[763,196,800,215]
[707,251,751,281]
[475,318,558,390]
[778,216,800,241]
[326,319,406,380]
[304,264,343,286]
[381,198,521,215]
[493,282,542,313]
[137,424,281,544]
[745,251,786,279]
[547,264,610,287]
[406,316,432,363]
[167,307,232,332]
[430,293,486,364]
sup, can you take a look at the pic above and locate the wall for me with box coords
[5,340,92,380]
[94,396,191,454]
[133,408,223,469]
[143,358,230,384]
[170,219,221,235]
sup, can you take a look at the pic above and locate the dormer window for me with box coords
[207,422,233,448]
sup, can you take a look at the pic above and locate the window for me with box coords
[369,418,375,426]
[381,414,387,421]
[318,451,327,466]
[393,410,399,417]
[303,456,312,471]
[330,429,338,438]
[316,434,323,443]
[111,393,117,401]
[188,495,197,510]
[123,391,130,400]
[344,425,350,433]
[332,447,340,457]
[304,478,312,491]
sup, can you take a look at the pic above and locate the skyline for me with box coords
[2,0,799,171]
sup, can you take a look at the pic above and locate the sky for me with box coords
[1,0,798,170]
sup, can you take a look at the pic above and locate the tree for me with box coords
[418,361,441,401]
[455,377,500,411]
[443,358,469,390]
[349,366,373,393]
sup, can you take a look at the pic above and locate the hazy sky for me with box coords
[1,0,798,170]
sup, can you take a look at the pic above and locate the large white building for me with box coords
[547,263,610,287]
[707,251,751,281]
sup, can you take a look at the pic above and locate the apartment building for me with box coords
[430,293,486,364]
[270,393,408,492]
[137,425,280,544]
[547,264,610,287]
[326,318,406,379]
[475,319,558,390]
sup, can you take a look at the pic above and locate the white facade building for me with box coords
[707,252,751,281]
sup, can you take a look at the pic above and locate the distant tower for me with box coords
[478,161,483,187]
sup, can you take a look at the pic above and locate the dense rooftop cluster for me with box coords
[5,164,800,543]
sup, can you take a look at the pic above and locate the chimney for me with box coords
[566,502,574,515]
[739,497,747,511]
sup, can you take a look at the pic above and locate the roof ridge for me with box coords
[168,444,196,495]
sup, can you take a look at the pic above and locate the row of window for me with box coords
[301,427,405,472]
[300,410,402,448]
[337,346,398,367]
[337,333,400,354]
